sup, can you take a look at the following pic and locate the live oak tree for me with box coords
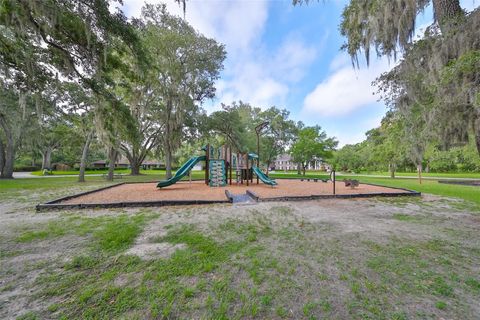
[338,0,480,159]
[207,103,255,153]
[0,0,145,179]
[0,0,144,94]
[258,107,298,173]
[138,4,225,178]
[291,126,338,176]
[0,83,36,178]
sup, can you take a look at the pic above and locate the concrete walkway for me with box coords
[12,172,106,179]
[273,171,479,181]
[338,173,480,181]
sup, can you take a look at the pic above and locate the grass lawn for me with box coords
[343,176,480,208]
[1,180,479,319]
[357,171,480,179]
[271,170,480,179]
[268,172,480,208]
[31,169,169,176]
[3,170,479,208]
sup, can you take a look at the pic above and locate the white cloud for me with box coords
[214,33,318,108]
[120,0,319,111]
[332,130,366,147]
[302,54,392,117]
[461,0,479,12]
[121,0,268,53]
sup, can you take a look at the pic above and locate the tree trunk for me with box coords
[0,117,15,179]
[389,163,395,179]
[0,138,5,177]
[164,98,174,180]
[41,147,52,170]
[474,115,480,158]
[2,139,14,179]
[107,147,117,181]
[123,149,142,176]
[266,160,270,175]
[165,149,173,179]
[130,162,141,175]
[78,130,94,183]
[417,163,423,185]
[432,0,463,33]
[302,163,306,176]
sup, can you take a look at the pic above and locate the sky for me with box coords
[118,0,478,146]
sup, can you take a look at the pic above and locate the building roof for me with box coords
[275,154,293,161]
[92,158,163,166]
[142,160,163,165]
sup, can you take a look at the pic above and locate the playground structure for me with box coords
[157,144,277,189]
[35,122,421,211]
[158,120,276,189]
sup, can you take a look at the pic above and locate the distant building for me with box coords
[273,154,330,171]
[91,159,129,169]
[141,160,163,170]
[273,154,296,171]
[91,157,163,169]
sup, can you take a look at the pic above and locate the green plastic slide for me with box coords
[157,155,206,188]
[252,166,277,186]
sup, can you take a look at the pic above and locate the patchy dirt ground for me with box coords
[1,190,479,319]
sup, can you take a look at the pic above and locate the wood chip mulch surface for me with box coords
[61,180,409,204]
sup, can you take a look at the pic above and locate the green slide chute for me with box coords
[252,166,277,186]
[157,155,206,188]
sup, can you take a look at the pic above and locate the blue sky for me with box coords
[120,0,478,146]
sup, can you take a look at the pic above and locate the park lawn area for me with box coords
[271,170,480,179]
[344,176,480,209]
[0,173,206,203]
[269,172,480,208]
[1,181,480,319]
[31,169,132,176]
[357,171,480,179]
[30,169,205,177]
[2,171,479,208]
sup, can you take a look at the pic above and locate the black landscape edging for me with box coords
[37,180,420,211]
[256,182,420,202]
[246,190,260,201]
[224,190,234,202]
[44,183,125,205]
[36,199,231,212]
[257,191,420,202]
[37,181,233,212]
[358,182,421,195]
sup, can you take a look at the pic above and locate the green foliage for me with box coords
[207,102,298,168]
[340,0,429,65]
[291,126,337,175]
[334,111,480,174]
[339,0,480,172]
[113,4,226,176]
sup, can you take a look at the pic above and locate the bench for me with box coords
[343,179,359,189]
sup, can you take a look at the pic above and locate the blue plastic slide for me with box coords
[157,155,206,188]
[252,166,277,186]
